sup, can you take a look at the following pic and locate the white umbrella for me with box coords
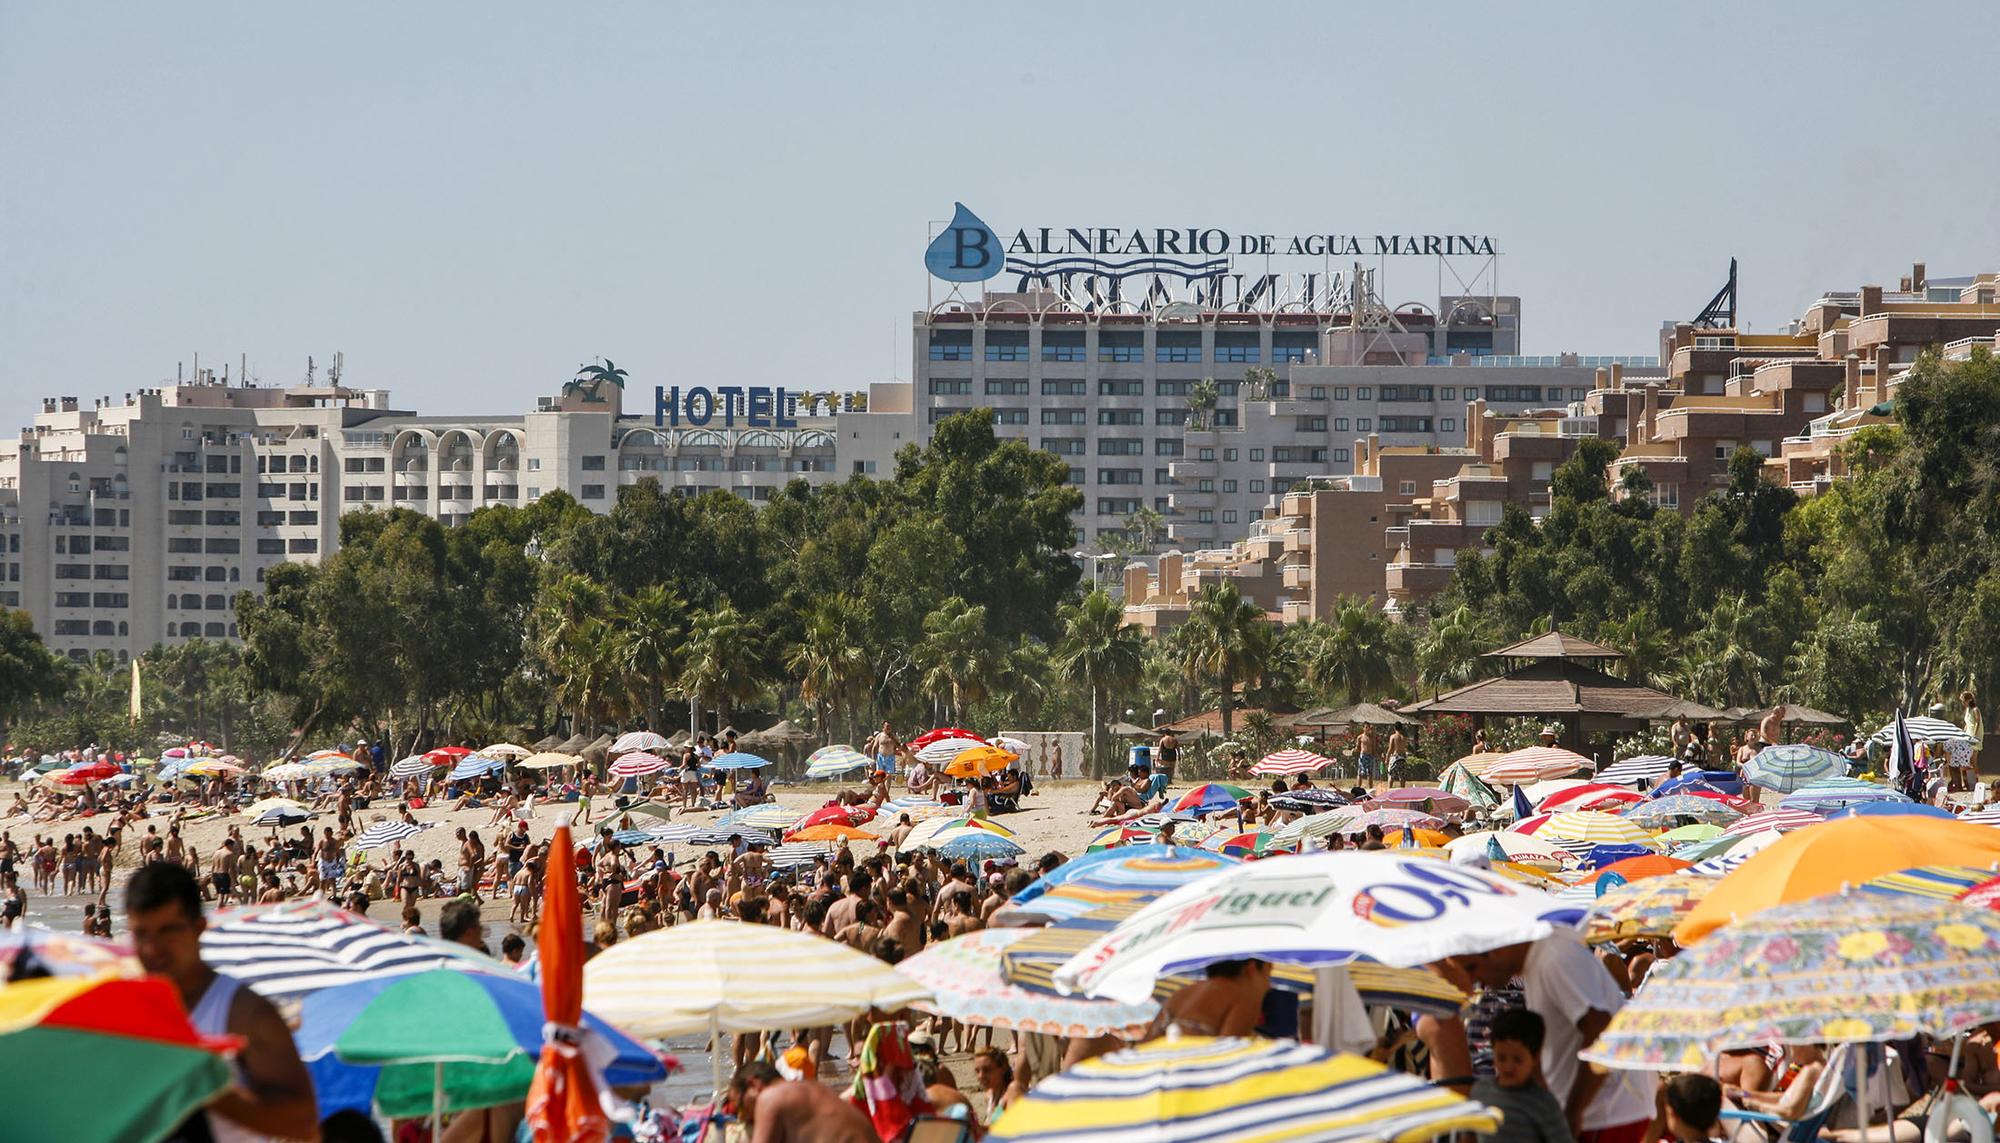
[478,742,532,760]
[1052,852,1566,1008]
[517,752,580,770]
[988,736,1033,755]
[610,730,670,756]
[1445,829,1576,867]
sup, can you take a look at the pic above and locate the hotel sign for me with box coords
[653,386,800,429]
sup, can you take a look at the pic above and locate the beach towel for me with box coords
[847,1021,932,1140]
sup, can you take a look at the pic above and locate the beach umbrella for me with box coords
[987,1035,1501,1143]
[1344,807,1444,831]
[1479,746,1592,785]
[1268,786,1348,811]
[790,803,871,833]
[877,795,953,821]
[1675,815,2000,944]
[200,900,500,1000]
[1720,807,1824,837]
[0,975,237,1143]
[260,762,316,783]
[1536,810,1661,851]
[804,745,872,778]
[162,746,190,759]
[1366,787,1472,814]
[705,751,771,772]
[913,738,974,765]
[1272,808,1365,844]
[898,815,1015,848]
[1742,744,1846,793]
[1444,830,1574,867]
[1779,776,1907,813]
[932,828,1027,862]
[583,919,929,1095]
[606,751,672,780]
[1582,874,1713,945]
[62,759,121,783]
[0,928,134,978]
[354,820,429,850]
[243,796,311,819]
[1535,783,1644,814]
[251,806,316,828]
[1052,852,1567,1006]
[446,755,505,782]
[424,746,474,765]
[1657,823,1726,845]
[1589,895,2000,1072]
[1210,829,1290,859]
[608,731,668,756]
[896,928,1158,1040]
[1593,755,1675,788]
[517,752,580,770]
[766,841,834,869]
[638,823,736,846]
[1169,783,1252,817]
[944,744,1018,778]
[715,804,803,835]
[1620,795,1744,828]
[1584,854,1691,884]
[1857,865,2000,904]
[1435,761,1498,809]
[1834,801,1956,820]
[909,727,984,751]
[389,755,439,779]
[1000,845,1240,922]
[1250,748,1334,776]
[787,823,875,842]
[1965,878,2000,910]
[1870,716,1973,745]
[299,968,664,1129]
[479,743,532,761]
[1451,751,1509,778]
[1961,807,2000,826]
[1085,825,1159,852]
[1684,829,1786,876]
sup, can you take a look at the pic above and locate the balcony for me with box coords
[394,469,427,486]
[1282,561,1313,590]
[1283,528,1313,553]
[438,469,472,487]
[1167,459,1214,481]
[1386,561,1455,599]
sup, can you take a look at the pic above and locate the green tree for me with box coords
[913,597,995,726]
[0,609,72,725]
[1414,605,1491,694]
[681,605,765,733]
[1176,581,1269,739]
[1054,589,1146,776]
[1299,598,1398,704]
[787,594,871,743]
[613,585,686,731]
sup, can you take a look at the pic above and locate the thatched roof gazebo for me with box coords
[1403,630,1700,753]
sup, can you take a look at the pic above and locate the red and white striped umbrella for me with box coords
[1722,807,1824,837]
[607,751,673,779]
[1537,783,1646,814]
[1250,748,1335,776]
[1480,746,1592,785]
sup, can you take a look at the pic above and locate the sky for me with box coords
[3,1,1998,417]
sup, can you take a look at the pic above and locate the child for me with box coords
[1662,1074,1723,1143]
[1470,1008,1573,1143]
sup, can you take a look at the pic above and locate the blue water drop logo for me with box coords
[925,202,1003,283]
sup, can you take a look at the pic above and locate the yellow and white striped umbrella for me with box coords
[582,919,930,1039]
[1535,810,1661,850]
[896,815,1016,852]
[989,1035,1501,1143]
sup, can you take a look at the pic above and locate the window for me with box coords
[1198,448,1215,461]
[1096,497,1142,515]
[1155,409,1189,427]
[1399,480,1418,495]
[168,510,202,526]
[1273,332,1315,363]
[1197,509,1214,523]
[928,331,973,361]
[929,407,969,423]
[1272,447,1329,464]
[992,408,1029,425]
[287,511,317,526]
[288,538,318,554]
[1378,416,1433,433]
[206,483,240,499]
[1467,501,1504,526]
[1042,409,1086,426]
[527,458,541,471]
[1215,381,1239,397]
[344,487,364,502]
[257,539,284,555]
[1356,387,1372,400]
[1098,333,1142,362]
[1713,442,1736,464]
[1212,409,1238,427]
[1803,392,1827,413]
[983,379,1028,396]
[1098,438,1143,456]
[1097,379,1143,397]
[581,455,606,471]
[1041,333,1085,361]
[1154,439,1183,456]
[1097,409,1143,426]
[1214,335,1259,363]
[1333,418,1351,432]
[1222,479,1238,493]
[1097,468,1142,485]
[1309,387,1326,401]
[202,566,225,582]
[167,566,201,582]
[1332,387,1350,400]
[1223,448,1238,461]
[1531,461,1554,480]
[1222,509,1239,523]
[1041,438,1084,456]
[94,565,129,580]
[54,592,91,608]
[205,594,227,610]
[1155,332,1201,362]
[93,592,127,609]
[1297,416,1327,433]
[1357,418,1373,431]
[1197,479,1215,492]
[1486,386,1543,402]
[1067,467,1085,485]
[1378,386,1435,403]
[1441,417,1457,432]
[581,484,605,500]
[1571,388,1588,401]
[1040,379,1085,396]
[206,511,240,527]
[52,620,90,636]
[168,538,202,554]
[1250,479,1265,493]
[1154,468,1173,484]
[1332,448,1351,463]
[205,538,240,554]
[1155,380,1189,398]
[984,332,1029,361]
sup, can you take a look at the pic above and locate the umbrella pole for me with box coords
[432,1059,444,1142]
[1851,1046,1869,1143]
[711,1011,725,1120]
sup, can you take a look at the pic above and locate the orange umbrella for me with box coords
[1582,854,1691,885]
[944,745,1017,778]
[526,818,607,1142]
[786,823,874,842]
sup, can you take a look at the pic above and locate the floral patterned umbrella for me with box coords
[1621,795,1745,828]
[1581,874,1713,945]
[1584,895,2000,1071]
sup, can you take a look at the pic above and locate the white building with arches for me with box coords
[0,371,911,661]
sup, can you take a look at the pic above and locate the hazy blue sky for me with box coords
[4,2,1997,416]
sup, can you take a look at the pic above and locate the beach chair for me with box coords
[1720,1044,1852,1143]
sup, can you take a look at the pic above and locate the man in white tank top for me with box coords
[125,863,320,1142]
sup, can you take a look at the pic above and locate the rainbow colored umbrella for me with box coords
[0,974,236,1143]
[1211,829,1290,859]
[1857,865,2000,903]
[988,1036,1500,1143]
[1169,783,1252,817]
[1085,825,1157,852]
[1001,845,1240,923]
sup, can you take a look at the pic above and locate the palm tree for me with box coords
[1185,378,1220,430]
[787,595,871,743]
[613,586,685,730]
[1675,595,1771,708]
[680,605,765,733]
[1601,608,1672,688]
[1302,598,1396,704]
[1053,589,1147,777]
[1177,581,1269,739]
[1415,605,1491,693]
[566,358,629,402]
[913,597,995,725]
[550,615,622,735]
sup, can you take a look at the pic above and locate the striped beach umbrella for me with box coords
[1779,776,1907,813]
[1858,865,2000,903]
[1273,808,1364,844]
[1480,746,1592,785]
[1743,744,1847,793]
[201,901,497,1000]
[1345,807,1444,831]
[1535,783,1644,814]
[805,745,872,778]
[1269,787,1350,814]
[640,822,736,846]
[1001,846,1239,923]
[260,762,316,783]
[1656,823,1727,845]
[355,820,428,850]
[766,841,835,869]
[1722,808,1825,837]
[1870,716,1973,745]
[987,1036,1501,1143]
[447,756,506,782]
[1170,783,1252,817]
[606,751,672,779]
[582,919,929,1040]
[1534,811,1660,850]
[1582,874,1712,945]
[706,751,772,772]
[1251,748,1334,777]
[1961,807,2000,826]
[932,828,1027,862]
[714,804,801,834]
[0,928,134,978]
[1594,755,1675,788]
[516,752,579,770]
[389,755,439,779]
[609,730,669,756]
[897,928,1160,1040]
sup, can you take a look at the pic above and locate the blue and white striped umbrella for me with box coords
[706,751,772,771]
[388,755,438,780]
[1594,755,1675,788]
[200,900,500,1000]
[355,820,429,850]
[769,841,835,869]
[1779,776,1908,813]
[716,804,802,833]
[1743,744,1847,793]
[805,745,872,779]
[932,829,1027,862]
[1686,828,1785,877]
[640,822,738,847]
[447,755,505,782]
